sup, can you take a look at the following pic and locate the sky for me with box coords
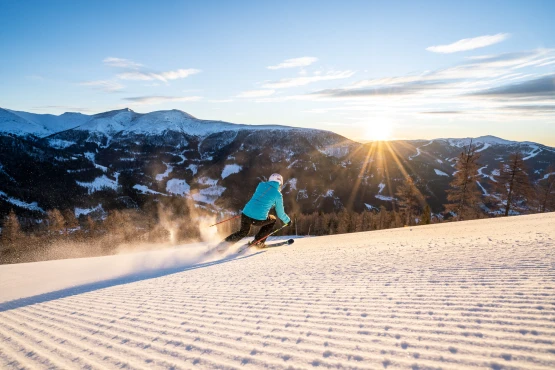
[1,0,554,145]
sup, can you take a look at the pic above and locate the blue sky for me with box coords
[1,0,554,144]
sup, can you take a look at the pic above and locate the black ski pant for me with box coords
[225,214,277,243]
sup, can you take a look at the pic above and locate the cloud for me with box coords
[426,33,510,53]
[269,48,555,120]
[468,74,555,100]
[236,89,275,98]
[80,80,124,92]
[311,80,450,98]
[504,104,555,110]
[420,111,464,114]
[123,96,202,105]
[117,69,201,83]
[267,57,318,70]
[262,70,355,89]
[103,57,143,69]
[32,106,93,112]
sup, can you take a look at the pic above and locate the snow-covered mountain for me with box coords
[1,213,554,369]
[0,107,553,219]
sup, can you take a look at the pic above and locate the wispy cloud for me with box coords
[123,95,202,105]
[80,80,124,92]
[263,49,555,121]
[32,106,93,113]
[468,74,555,100]
[103,57,143,69]
[420,111,464,115]
[427,33,510,53]
[236,89,275,98]
[262,70,355,89]
[117,69,201,83]
[267,57,318,70]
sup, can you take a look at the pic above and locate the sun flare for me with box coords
[363,119,393,141]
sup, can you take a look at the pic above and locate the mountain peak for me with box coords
[473,135,515,145]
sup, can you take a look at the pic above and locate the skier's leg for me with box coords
[253,215,277,243]
[224,215,252,243]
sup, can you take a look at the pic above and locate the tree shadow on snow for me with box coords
[0,251,265,312]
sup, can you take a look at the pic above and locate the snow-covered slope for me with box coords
[8,109,90,134]
[0,107,324,138]
[74,108,138,134]
[1,213,554,369]
[0,108,51,136]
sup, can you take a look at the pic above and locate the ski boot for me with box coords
[248,240,266,249]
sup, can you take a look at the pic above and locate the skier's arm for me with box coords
[275,193,291,224]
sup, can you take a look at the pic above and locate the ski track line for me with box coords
[1,213,554,369]
[15,305,315,370]
[0,308,167,370]
[7,307,245,370]
[48,296,555,367]
[16,301,333,370]
[47,274,554,332]
[57,288,555,351]
[0,319,110,370]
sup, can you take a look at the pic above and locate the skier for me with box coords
[221,173,291,248]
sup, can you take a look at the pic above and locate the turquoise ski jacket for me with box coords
[242,181,291,224]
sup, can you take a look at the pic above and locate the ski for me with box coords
[259,238,295,248]
[237,238,294,253]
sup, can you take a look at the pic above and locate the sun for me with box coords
[363,118,393,141]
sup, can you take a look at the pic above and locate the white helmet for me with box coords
[269,173,284,186]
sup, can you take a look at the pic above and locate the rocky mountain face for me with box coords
[0,108,553,220]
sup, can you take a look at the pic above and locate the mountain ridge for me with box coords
[0,107,553,219]
[1,107,553,149]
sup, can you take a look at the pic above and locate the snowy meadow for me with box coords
[1,213,554,369]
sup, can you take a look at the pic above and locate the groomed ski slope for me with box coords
[1,213,554,370]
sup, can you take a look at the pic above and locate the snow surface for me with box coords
[523,145,542,160]
[48,139,76,149]
[74,204,104,218]
[0,191,44,213]
[191,184,225,204]
[475,142,491,152]
[76,175,119,194]
[133,184,165,196]
[375,182,396,201]
[166,179,190,196]
[445,135,516,147]
[434,169,449,177]
[187,164,198,175]
[155,162,173,181]
[221,164,242,179]
[476,181,489,196]
[287,178,297,191]
[1,214,554,369]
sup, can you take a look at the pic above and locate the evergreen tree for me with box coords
[535,164,555,212]
[395,177,423,225]
[62,209,79,233]
[47,209,65,235]
[421,204,432,225]
[377,206,388,230]
[1,209,23,248]
[336,209,350,234]
[444,141,482,220]
[82,216,96,238]
[491,151,532,216]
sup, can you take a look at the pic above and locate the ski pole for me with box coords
[209,214,241,227]
[251,223,289,245]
